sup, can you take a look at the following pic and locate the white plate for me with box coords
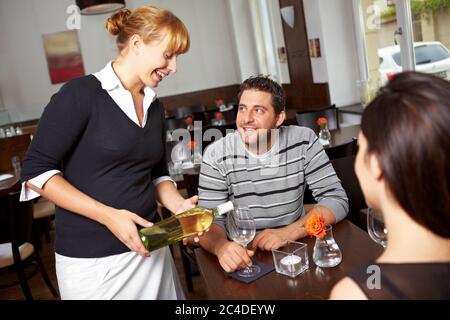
[0,173,14,181]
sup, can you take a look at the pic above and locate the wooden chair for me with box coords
[0,191,58,299]
[178,173,202,292]
[32,198,56,251]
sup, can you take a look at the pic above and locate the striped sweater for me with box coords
[198,125,348,231]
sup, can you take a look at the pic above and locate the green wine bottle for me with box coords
[139,201,234,252]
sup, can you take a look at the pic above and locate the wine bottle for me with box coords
[139,201,234,252]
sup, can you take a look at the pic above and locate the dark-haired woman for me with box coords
[20,7,196,299]
[330,72,450,300]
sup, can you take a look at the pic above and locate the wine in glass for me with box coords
[226,207,261,277]
[367,208,388,248]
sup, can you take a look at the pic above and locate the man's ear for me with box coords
[275,110,286,127]
[369,154,383,181]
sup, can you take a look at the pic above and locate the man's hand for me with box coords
[251,227,290,251]
[216,241,255,272]
[174,195,198,214]
[172,195,208,245]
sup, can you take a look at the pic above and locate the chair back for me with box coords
[165,117,187,132]
[183,173,200,198]
[7,191,34,249]
[172,104,206,120]
[296,105,338,132]
[330,155,367,228]
[325,137,357,160]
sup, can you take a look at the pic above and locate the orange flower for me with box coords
[215,112,223,120]
[188,140,196,150]
[185,116,193,124]
[304,213,326,239]
[316,117,327,126]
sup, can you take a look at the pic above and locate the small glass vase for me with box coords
[318,124,331,146]
[312,225,342,268]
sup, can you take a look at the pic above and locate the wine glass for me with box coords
[367,208,388,248]
[226,207,261,277]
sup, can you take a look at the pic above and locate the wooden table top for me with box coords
[195,219,382,300]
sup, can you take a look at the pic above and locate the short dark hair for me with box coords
[361,71,450,238]
[237,75,286,114]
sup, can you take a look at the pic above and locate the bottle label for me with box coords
[216,201,234,215]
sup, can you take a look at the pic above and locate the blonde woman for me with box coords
[20,7,196,299]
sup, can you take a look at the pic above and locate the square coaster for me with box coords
[225,261,274,284]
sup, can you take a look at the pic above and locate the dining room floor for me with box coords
[0,225,208,300]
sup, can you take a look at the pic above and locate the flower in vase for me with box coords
[185,116,193,124]
[304,213,326,239]
[188,140,196,151]
[316,117,328,126]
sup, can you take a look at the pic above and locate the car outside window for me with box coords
[392,44,450,66]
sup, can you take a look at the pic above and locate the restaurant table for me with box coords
[327,125,359,149]
[194,219,383,300]
[0,172,19,197]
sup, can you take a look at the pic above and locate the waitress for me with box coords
[20,6,196,299]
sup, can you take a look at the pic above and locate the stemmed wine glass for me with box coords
[226,206,261,277]
[367,208,388,248]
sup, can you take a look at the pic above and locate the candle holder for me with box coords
[272,241,309,278]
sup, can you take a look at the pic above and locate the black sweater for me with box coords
[21,75,168,258]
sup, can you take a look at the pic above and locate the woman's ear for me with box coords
[128,34,142,55]
[369,154,383,181]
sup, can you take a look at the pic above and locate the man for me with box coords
[198,75,348,273]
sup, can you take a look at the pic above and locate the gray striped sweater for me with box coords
[198,125,349,231]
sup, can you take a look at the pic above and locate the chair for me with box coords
[32,198,56,250]
[324,137,357,160]
[296,104,338,132]
[303,137,357,204]
[165,116,187,131]
[330,155,367,229]
[172,104,206,120]
[0,191,58,299]
[178,173,201,292]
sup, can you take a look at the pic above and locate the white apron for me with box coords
[55,247,185,300]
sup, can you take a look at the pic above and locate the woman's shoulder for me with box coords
[329,276,368,300]
[59,74,101,94]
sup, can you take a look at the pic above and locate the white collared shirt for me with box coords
[21,61,174,201]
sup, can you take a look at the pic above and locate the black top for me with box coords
[348,260,450,299]
[21,75,168,258]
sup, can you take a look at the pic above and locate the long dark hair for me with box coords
[361,72,450,238]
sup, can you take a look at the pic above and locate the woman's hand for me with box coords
[103,208,153,257]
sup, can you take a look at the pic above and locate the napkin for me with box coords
[225,261,274,284]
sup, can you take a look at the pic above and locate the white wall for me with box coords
[227,0,259,82]
[0,0,241,122]
[303,0,360,107]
